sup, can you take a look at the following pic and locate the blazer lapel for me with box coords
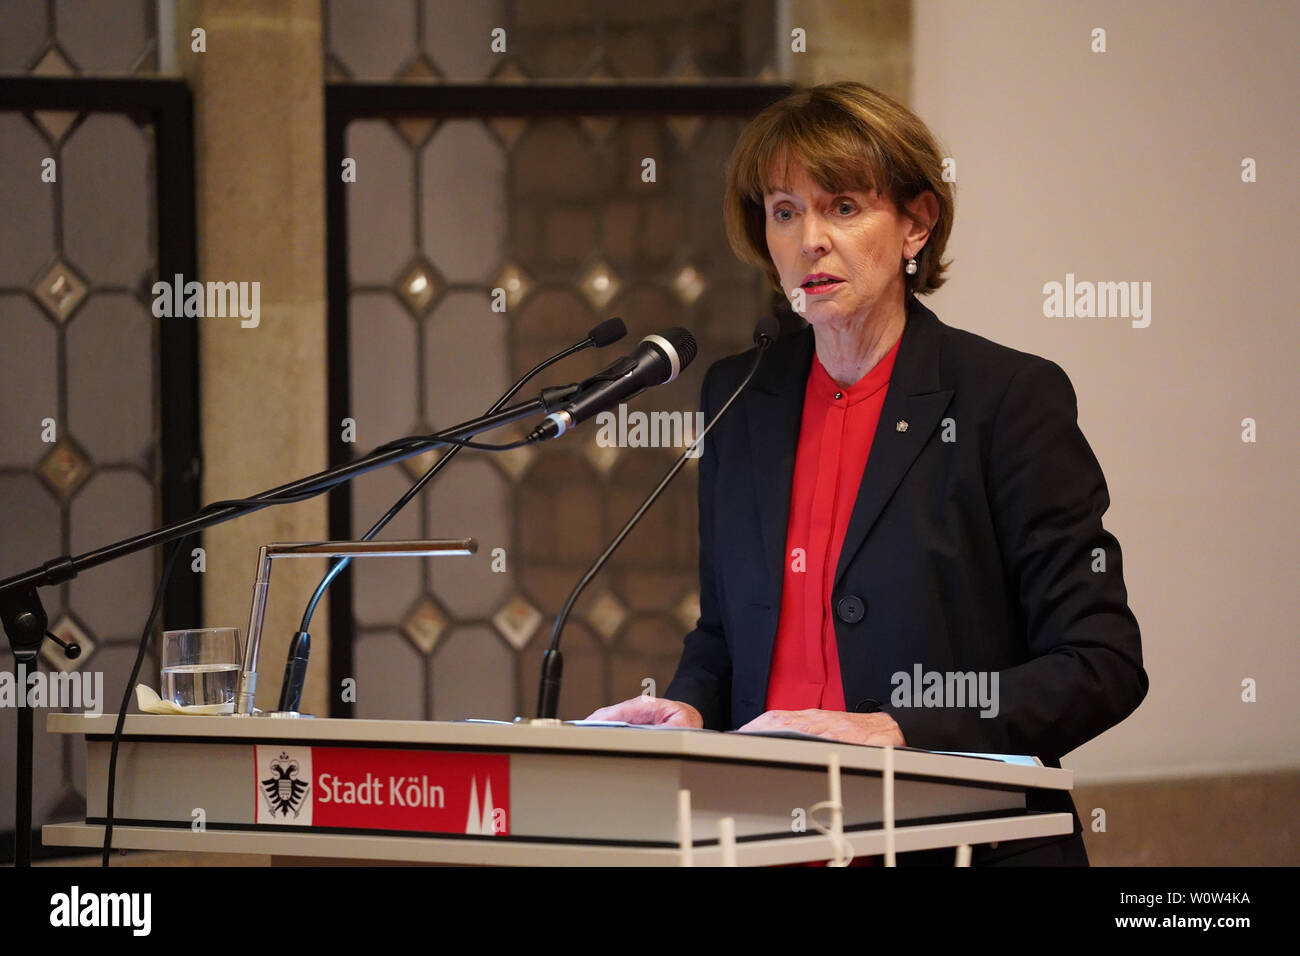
[743,325,814,604]
[832,296,954,590]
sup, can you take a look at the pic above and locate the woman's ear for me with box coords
[903,189,939,256]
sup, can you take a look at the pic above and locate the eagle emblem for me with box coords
[260,751,310,818]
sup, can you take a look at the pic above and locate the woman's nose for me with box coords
[801,213,830,255]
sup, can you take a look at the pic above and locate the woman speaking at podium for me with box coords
[587,82,1148,866]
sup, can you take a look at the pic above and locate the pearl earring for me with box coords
[904,257,918,275]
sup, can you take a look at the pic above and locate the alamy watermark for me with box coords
[0,664,103,715]
[151,274,261,328]
[1042,273,1151,328]
[594,403,705,457]
[890,665,999,718]
[50,885,151,936]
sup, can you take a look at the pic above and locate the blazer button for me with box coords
[854,698,882,713]
[836,595,865,623]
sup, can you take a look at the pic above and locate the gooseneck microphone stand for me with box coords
[0,393,561,867]
[278,318,627,713]
[536,317,780,720]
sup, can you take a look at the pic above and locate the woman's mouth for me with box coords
[801,279,843,295]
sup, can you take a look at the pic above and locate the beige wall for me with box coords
[912,0,1300,782]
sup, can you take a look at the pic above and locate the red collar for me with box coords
[808,333,901,407]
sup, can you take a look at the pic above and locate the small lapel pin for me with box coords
[896,420,909,432]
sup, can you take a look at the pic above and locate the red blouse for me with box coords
[764,335,901,712]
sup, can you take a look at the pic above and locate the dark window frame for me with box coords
[0,75,199,861]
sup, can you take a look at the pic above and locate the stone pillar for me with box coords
[174,0,329,715]
[783,0,911,99]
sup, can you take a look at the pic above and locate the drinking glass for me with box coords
[159,628,241,707]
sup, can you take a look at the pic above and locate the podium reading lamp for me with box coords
[236,539,476,716]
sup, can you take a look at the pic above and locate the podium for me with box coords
[43,713,1075,865]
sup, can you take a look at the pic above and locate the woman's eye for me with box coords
[770,201,851,221]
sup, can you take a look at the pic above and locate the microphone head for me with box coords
[753,315,780,347]
[658,327,698,371]
[588,317,627,347]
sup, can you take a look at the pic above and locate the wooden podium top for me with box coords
[47,712,1071,791]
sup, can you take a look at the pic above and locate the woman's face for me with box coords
[763,159,931,331]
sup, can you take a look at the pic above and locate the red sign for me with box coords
[254,745,510,835]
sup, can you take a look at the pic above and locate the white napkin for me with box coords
[135,683,235,715]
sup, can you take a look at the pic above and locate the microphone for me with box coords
[535,316,780,720]
[586,317,628,348]
[527,328,698,442]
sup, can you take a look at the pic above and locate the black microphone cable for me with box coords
[536,316,780,719]
[100,485,351,866]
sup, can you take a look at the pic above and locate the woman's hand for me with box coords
[738,709,905,746]
[585,696,704,728]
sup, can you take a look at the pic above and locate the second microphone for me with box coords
[528,328,698,442]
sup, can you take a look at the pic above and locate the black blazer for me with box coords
[665,296,1149,863]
